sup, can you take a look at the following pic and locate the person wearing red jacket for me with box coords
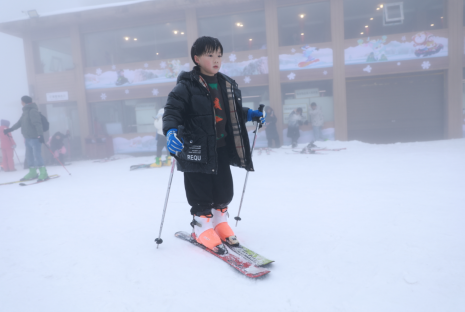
[0,119,16,171]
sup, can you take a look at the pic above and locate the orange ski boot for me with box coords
[212,207,239,247]
[192,212,226,255]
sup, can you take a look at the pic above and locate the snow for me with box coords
[1,139,465,312]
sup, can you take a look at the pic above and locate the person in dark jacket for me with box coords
[3,96,49,181]
[163,36,265,254]
[287,107,306,148]
[48,131,69,165]
[264,106,280,148]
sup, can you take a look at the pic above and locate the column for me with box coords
[330,0,348,141]
[446,0,464,138]
[70,25,91,157]
[265,0,284,144]
[185,9,199,69]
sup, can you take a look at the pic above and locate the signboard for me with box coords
[46,91,69,102]
[295,88,319,99]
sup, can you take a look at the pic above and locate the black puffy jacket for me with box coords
[163,67,254,174]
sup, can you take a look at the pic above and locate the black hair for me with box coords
[296,107,303,113]
[21,95,32,104]
[191,36,223,65]
[311,102,317,106]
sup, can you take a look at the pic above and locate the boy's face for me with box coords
[195,48,222,76]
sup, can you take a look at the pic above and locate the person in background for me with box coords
[48,131,69,165]
[0,119,16,171]
[3,95,49,181]
[287,107,306,148]
[309,102,325,141]
[151,108,170,168]
[264,106,280,148]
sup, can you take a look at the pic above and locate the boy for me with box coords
[163,36,264,255]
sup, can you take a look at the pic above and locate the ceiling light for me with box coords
[376,8,380,10]
[301,33,304,35]
[181,32,184,35]
[174,30,178,34]
[380,4,383,8]
[361,32,364,35]
[300,14,305,18]
[370,17,374,20]
[365,25,368,28]
[441,16,443,19]
[430,24,434,26]
[156,53,159,55]
[125,37,129,41]
[249,38,252,41]
[26,10,39,18]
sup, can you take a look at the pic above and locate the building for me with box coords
[0,0,463,159]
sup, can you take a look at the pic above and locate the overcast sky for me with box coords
[0,0,131,131]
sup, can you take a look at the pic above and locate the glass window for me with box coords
[91,97,166,135]
[84,21,188,67]
[344,0,447,40]
[278,2,332,46]
[281,80,334,143]
[198,11,267,53]
[34,38,74,74]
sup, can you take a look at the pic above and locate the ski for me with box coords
[174,231,270,278]
[288,150,325,155]
[19,175,60,186]
[130,161,170,171]
[224,242,274,267]
[312,148,346,152]
[0,174,59,186]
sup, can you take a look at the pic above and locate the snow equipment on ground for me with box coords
[0,174,59,186]
[19,175,60,186]
[234,104,264,227]
[175,231,270,278]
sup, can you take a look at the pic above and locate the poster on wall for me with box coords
[345,31,448,65]
[219,55,268,77]
[85,60,190,90]
[113,135,157,154]
[279,46,333,71]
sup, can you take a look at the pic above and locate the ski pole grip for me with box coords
[258,104,264,113]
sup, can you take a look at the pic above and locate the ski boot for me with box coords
[163,156,172,166]
[191,211,226,255]
[212,207,239,247]
[37,166,49,182]
[20,167,38,181]
[150,157,162,168]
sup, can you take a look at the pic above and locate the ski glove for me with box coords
[166,129,184,154]
[38,135,45,144]
[3,128,10,135]
[247,109,266,124]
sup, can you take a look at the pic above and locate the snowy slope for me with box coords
[1,139,464,312]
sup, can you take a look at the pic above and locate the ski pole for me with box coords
[155,157,176,249]
[7,135,22,165]
[44,143,71,175]
[235,104,265,227]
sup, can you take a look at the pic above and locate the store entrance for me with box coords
[42,102,82,160]
[346,72,445,143]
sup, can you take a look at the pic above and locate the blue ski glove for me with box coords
[247,109,266,124]
[166,128,184,154]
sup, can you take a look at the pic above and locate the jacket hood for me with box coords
[22,102,39,111]
[0,119,10,127]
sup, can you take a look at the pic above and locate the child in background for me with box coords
[48,131,69,165]
[163,36,265,254]
[151,108,170,168]
[0,119,16,171]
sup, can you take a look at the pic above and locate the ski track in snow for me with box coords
[1,139,465,312]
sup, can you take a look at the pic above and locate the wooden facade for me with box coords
[0,0,463,157]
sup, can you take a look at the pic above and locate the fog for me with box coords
[0,0,133,154]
